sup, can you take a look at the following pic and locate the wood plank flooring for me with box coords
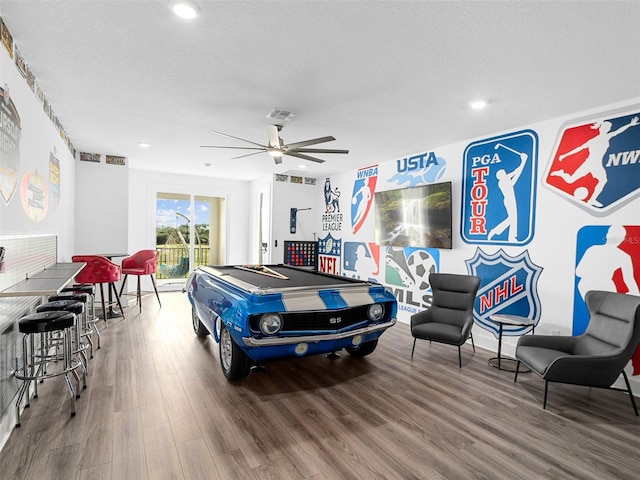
[2,291,640,479]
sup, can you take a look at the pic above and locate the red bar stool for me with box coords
[118,249,162,313]
[72,255,125,322]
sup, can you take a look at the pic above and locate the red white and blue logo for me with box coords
[544,111,640,214]
[318,233,342,275]
[343,241,379,281]
[465,248,543,338]
[386,151,446,187]
[350,165,378,234]
[461,130,538,246]
[574,225,640,374]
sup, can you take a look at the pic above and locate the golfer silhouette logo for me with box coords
[461,130,538,246]
[545,111,640,213]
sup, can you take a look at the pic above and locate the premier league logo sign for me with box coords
[461,130,538,246]
[351,165,378,234]
[465,248,543,338]
[544,110,640,214]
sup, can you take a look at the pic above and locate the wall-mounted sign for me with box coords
[105,155,126,166]
[0,85,21,205]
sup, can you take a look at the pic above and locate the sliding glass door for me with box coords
[156,192,226,287]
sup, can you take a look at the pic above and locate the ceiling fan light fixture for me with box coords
[171,1,200,19]
[268,149,283,158]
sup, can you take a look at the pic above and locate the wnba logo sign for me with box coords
[351,165,378,234]
[544,110,640,214]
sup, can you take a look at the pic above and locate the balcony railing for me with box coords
[156,245,210,279]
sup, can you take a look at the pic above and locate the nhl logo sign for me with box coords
[465,248,543,338]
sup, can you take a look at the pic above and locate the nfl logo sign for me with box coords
[544,110,640,214]
[465,248,543,338]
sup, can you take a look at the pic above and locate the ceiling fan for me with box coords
[201,124,349,164]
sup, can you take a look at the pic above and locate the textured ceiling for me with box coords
[1,0,639,181]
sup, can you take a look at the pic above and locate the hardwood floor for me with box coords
[2,291,640,479]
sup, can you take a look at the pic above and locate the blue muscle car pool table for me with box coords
[184,264,398,380]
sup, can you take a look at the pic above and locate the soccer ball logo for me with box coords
[407,250,436,291]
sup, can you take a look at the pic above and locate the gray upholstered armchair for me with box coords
[410,273,481,368]
[514,290,640,414]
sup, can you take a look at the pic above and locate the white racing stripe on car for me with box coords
[281,291,326,311]
[336,288,376,307]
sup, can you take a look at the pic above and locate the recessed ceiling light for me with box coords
[298,164,307,169]
[171,1,200,19]
[469,99,488,110]
[138,142,151,148]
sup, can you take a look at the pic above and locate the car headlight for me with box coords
[259,313,283,335]
[368,304,384,321]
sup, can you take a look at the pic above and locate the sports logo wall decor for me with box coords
[387,151,446,187]
[343,242,379,281]
[350,165,378,234]
[461,130,538,246]
[465,248,543,338]
[384,246,440,314]
[318,233,342,275]
[544,110,640,214]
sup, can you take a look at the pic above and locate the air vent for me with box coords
[266,109,297,123]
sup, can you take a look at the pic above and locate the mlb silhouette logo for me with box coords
[461,130,538,246]
[351,165,378,234]
[343,242,379,281]
[465,248,543,338]
[544,111,640,213]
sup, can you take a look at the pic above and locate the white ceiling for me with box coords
[1,0,639,181]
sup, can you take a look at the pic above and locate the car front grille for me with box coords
[249,303,391,334]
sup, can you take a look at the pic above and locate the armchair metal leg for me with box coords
[411,338,417,358]
[543,381,549,409]
[458,346,462,368]
[470,332,475,352]
[514,361,520,383]
[621,370,639,416]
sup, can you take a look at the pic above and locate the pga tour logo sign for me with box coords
[351,165,378,234]
[461,130,538,246]
[544,111,640,214]
[465,249,543,338]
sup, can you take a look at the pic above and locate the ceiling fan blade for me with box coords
[284,151,326,164]
[200,145,265,150]
[284,136,336,149]
[267,124,282,148]
[293,148,349,154]
[231,151,267,160]
[209,130,267,148]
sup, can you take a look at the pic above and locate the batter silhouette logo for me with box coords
[342,241,379,281]
[544,111,640,214]
[573,225,640,374]
[465,248,542,338]
[318,233,342,275]
[461,130,538,246]
[350,165,378,234]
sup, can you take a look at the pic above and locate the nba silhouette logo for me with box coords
[461,130,538,246]
[544,110,640,214]
[574,225,640,374]
[351,165,378,234]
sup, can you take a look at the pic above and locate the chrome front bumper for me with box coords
[241,318,396,347]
